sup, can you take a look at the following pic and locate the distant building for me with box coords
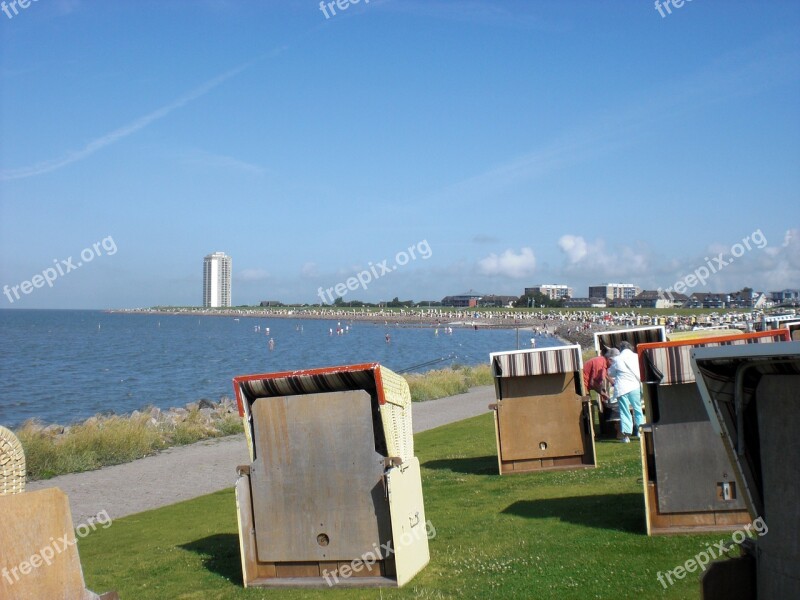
[441,290,483,307]
[726,290,768,309]
[564,297,607,308]
[524,284,573,300]
[588,283,641,300]
[203,252,232,308]
[478,295,518,308]
[634,290,688,309]
[259,300,283,307]
[684,293,727,309]
[681,291,768,310]
[771,289,800,305]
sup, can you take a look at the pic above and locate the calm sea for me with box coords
[0,309,562,428]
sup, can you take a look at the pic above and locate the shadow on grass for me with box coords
[179,534,242,585]
[422,455,498,475]
[502,493,645,534]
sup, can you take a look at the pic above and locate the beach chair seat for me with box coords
[232,363,429,588]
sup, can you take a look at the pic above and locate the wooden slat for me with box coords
[275,562,321,578]
[235,475,260,586]
[669,512,716,527]
[714,511,751,526]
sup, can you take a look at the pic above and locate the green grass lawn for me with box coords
[78,414,735,599]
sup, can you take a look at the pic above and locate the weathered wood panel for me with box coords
[250,390,390,562]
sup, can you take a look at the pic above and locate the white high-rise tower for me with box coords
[203,252,232,308]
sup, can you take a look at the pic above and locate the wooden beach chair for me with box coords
[692,342,800,599]
[488,345,595,474]
[0,425,26,496]
[636,330,789,535]
[0,487,118,600]
[232,363,429,588]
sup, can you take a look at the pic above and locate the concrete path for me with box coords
[27,386,496,526]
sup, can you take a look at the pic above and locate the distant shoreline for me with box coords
[107,306,599,347]
[107,307,545,328]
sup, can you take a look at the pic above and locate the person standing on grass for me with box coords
[583,348,620,438]
[608,341,644,443]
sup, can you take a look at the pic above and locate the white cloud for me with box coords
[557,234,652,280]
[558,235,589,264]
[477,247,536,278]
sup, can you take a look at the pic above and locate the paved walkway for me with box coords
[27,386,496,526]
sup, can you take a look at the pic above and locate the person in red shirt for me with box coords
[583,348,620,438]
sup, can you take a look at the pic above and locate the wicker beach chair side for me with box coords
[0,425,26,495]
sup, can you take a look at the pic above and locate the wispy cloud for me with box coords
[177,148,264,175]
[1,61,254,181]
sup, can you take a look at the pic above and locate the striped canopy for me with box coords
[640,330,789,385]
[233,363,414,463]
[594,326,665,355]
[491,345,582,378]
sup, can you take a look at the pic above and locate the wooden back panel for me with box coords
[496,373,585,461]
[652,384,745,513]
[250,390,391,562]
[0,488,88,600]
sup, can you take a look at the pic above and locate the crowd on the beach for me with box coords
[117,306,762,351]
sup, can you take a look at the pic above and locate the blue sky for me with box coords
[1,0,798,308]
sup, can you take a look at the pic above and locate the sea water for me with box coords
[0,309,562,427]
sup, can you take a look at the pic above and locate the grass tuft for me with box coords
[404,364,493,402]
[17,409,244,481]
